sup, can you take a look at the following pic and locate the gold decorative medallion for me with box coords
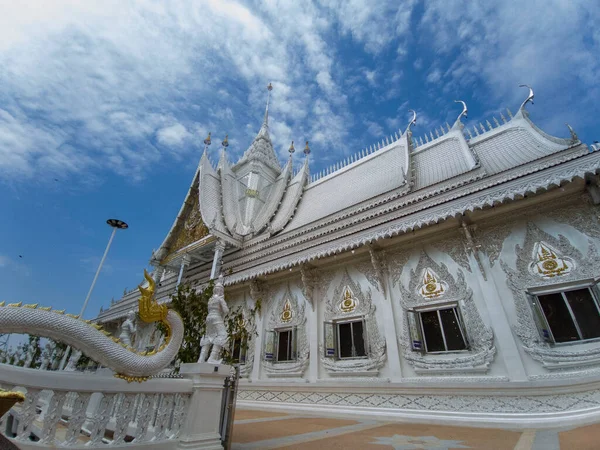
[339,288,357,313]
[530,242,573,279]
[417,268,447,299]
[281,298,293,323]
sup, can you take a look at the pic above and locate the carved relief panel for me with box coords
[320,270,386,375]
[262,284,308,377]
[398,251,495,373]
[501,222,600,370]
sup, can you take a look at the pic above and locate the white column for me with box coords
[210,241,226,280]
[178,363,232,450]
[381,273,403,381]
[308,301,319,382]
[251,312,264,382]
[473,250,528,381]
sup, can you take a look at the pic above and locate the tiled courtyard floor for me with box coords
[231,409,600,449]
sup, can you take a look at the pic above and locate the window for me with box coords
[323,318,368,359]
[407,305,468,353]
[530,286,600,344]
[277,329,294,361]
[229,337,247,364]
[264,328,297,362]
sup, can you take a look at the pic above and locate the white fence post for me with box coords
[177,363,231,450]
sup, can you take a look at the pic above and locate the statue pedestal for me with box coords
[177,362,232,450]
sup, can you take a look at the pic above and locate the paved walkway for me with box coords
[231,409,600,449]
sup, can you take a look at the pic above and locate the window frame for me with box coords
[273,326,297,363]
[408,301,469,355]
[335,318,368,360]
[323,316,369,360]
[528,280,600,346]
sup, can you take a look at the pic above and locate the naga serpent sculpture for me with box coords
[0,269,183,382]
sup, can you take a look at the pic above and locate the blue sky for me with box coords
[0,0,599,321]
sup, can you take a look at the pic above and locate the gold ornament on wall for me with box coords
[281,298,293,323]
[530,241,573,279]
[339,288,358,313]
[417,268,448,299]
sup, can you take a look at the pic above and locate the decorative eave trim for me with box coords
[223,152,600,285]
[152,168,200,263]
[226,145,587,272]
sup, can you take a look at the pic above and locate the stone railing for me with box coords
[0,363,231,449]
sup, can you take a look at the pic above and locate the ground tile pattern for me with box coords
[233,409,600,449]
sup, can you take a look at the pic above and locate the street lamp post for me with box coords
[79,219,128,318]
[60,219,128,371]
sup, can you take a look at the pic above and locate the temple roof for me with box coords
[232,121,281,174]
[150,168,210,266]
[100,89,599,321]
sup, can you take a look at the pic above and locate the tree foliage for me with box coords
[163,281,213,364]
[164,281,262,366]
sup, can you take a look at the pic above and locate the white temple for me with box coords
[96,85,600,427]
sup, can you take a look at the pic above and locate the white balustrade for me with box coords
[0,362,232,450]
[0,364,195,449]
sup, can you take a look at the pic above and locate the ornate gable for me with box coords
[263,284,308,377]
[399,251,495,373]
[320,270,386,375]
[501,222,600,368]
[169,188,210,254]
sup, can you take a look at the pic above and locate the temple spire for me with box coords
[264,82,273,125]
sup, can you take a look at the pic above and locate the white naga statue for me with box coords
[198,275,229,364]
[119,311,137,346]
[64,349,82,371]
[24,343,36,368]
[13,348,22,366]
[40,342,55,370]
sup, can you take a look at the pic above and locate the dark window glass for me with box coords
[231,339,241,363]
[565,289,600,340]
[337,320,367,358]
[420,310,445,352]
[338,322,353,358]
[538,293,579,342]
[439,308,467,351]
[277,330,291,361]
[352,321,367,357]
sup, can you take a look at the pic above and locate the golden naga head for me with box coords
[138,269,168,324]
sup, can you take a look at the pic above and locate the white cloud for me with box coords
[366,120,384,137]
[0,0,597,185]
[0,254,30,276]
[156,123,191,147]
[426,68,442,84]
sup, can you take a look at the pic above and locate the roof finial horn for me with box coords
[518,84,534,111]
[405,109,417,134]
[453,100,468,128]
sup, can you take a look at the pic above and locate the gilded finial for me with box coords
[221,134,229,149]
[288,141,295,156]
[519,84,534,110]
[304,141,310,156]
[203,132,212,146]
